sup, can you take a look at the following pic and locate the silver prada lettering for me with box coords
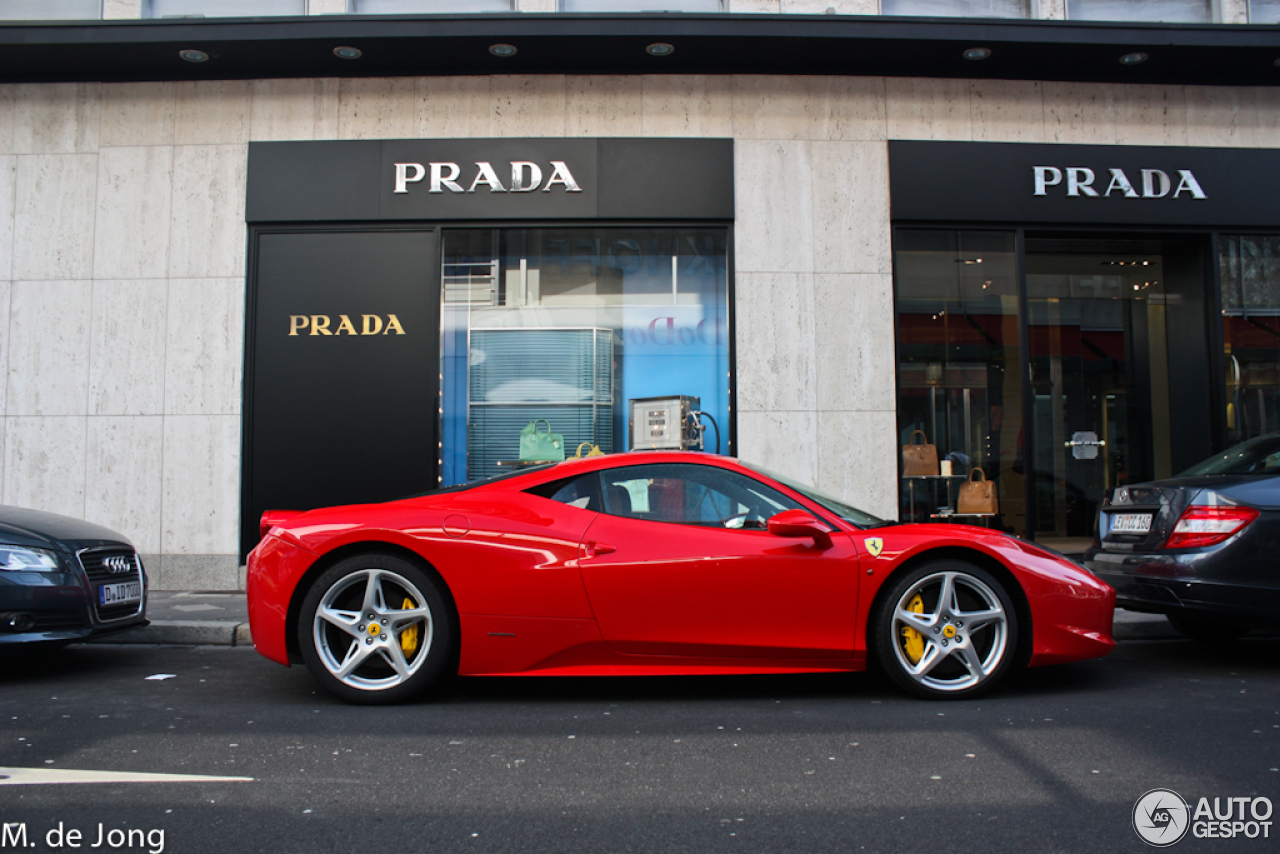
[394,160,584,194]
[1033,166,1206,199]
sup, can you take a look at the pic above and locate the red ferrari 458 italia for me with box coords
[246,453,1114,704]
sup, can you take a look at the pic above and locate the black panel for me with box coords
[1163,240,1216,474]
[597,138,734,221]
[246,140,382,223]
[890,142,1280,229]
[246,138,733,224]
[5,15,1280,86]
[243,228,438,557]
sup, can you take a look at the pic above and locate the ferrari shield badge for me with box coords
[864,537,884,557]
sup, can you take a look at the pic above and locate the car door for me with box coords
[570,462,858,659]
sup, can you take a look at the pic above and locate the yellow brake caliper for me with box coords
[399,597,420,657]
[901,594,925,664]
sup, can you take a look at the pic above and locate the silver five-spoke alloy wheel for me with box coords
[299,553,453,704]
[875,561,1018,698]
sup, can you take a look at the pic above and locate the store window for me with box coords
[881,0,1028,17]
[351,0,513,12]
[894,230,1025,535]
[1066,0,1210,22]
[441,227,730,485]
[143,0,305,16]
[1220,235,1280,445]
[0,0,102,19]
[1251,0,1280,23]
[559,0,724,10]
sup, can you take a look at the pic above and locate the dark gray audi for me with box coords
[1084,433,1280,641]
[0,505,148,647]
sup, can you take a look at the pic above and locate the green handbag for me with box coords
[519,419,565,462]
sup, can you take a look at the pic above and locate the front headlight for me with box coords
[0,545,62,572]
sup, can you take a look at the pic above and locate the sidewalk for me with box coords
[92,593,1183,647]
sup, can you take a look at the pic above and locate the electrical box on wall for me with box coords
[629,396,701,451]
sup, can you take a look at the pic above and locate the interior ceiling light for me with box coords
[178,49,209,63]
[1120,52,1149,65]
[489,43,517,57]
[963,47,992,61]
[646,42,675,56]
[333,46,362,60]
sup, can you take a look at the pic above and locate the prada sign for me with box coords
[393,160,583,195]
[247,138,734,223]
[889,141,1280,227]
[1033,166,1206,200]
[288,314,405,336]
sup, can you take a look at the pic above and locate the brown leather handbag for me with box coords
[902,430,939,476]
[957,467,998,515]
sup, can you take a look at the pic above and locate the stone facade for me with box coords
[1,73,1276,589]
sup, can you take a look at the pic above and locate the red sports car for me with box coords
[246,453,1114,704]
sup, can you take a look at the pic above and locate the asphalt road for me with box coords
[1,638,1278,854]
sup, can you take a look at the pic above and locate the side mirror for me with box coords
[767,509,833,546]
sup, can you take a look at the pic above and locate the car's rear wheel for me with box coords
[1167,612,1248,643]
[299,553,453,704]
[873,560,1019,699]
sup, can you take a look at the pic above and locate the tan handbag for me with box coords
[957,467,998,515]
[902,430,940,476]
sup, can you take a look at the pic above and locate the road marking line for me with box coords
[0,767,253,785]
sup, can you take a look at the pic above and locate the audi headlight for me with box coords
[0,545,62,572]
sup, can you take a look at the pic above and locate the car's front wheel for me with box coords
[872,560,1019,699]
[299,553,453,704]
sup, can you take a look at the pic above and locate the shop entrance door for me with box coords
[1024,236,1214,554]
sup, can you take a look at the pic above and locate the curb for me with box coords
[89,620,253,647]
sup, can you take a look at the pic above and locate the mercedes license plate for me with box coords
[99,581,141,606]
[1110,513,1152,535]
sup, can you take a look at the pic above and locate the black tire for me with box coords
[871,560,1020,699]
[298,552,454,705]
[1167,613,1248,643]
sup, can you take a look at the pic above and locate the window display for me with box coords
[1220,234,1280,446]
[441,227,730,485]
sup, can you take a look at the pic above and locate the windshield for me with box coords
[1179,433,1280,477]
[742,461,886,527]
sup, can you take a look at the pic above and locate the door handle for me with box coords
[581,541,617,559]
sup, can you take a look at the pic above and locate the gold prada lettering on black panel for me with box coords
[288,314,406,336]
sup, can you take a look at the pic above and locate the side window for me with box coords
[529,473,602,511]
[597,463,805,529]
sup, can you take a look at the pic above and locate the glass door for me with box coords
[1024,237,1174,554]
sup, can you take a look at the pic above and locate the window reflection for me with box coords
[1220,235,1280,445]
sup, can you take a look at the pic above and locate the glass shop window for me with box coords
[0,0,102,19]
[894,229,1025,535]
[1220,235,1280,446]
[1250,0,1280,23]
[441,227,731,485]
[143,0,305,16]
[559,0,725,11]
[880,0,1029,17]
[1066,0,1210,22]
[351,0,514,12]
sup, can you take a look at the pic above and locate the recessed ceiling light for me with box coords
[489,43,518,57]
[963,47,992,61]
[333,46,362,60]
[646,42,675,57]
[1120,52,1149,65]
[178,49,209,63]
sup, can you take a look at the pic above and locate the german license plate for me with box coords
[1111,513,1152,534]
[99,581,141,606]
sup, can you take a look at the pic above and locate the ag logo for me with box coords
[1133,788,1190,847]
[864,538,884,557]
